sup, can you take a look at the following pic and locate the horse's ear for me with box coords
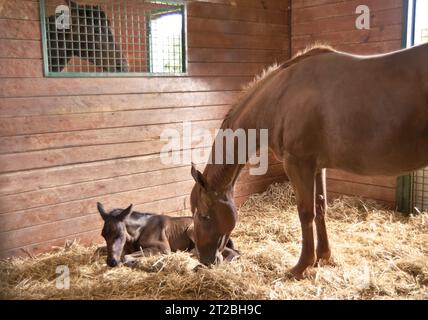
[191,163,208,190]
[97,202,108,220]
[118,204,133,221]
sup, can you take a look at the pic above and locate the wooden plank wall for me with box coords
[0,0,291,258]
[291,0,404,206]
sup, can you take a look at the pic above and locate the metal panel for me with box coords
[412,169,428,213]
[39,0,187,77]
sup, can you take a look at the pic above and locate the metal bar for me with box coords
[40,0,187,77]
[411,0,417,46]
[402,0,409,48]
[396,175,412,214]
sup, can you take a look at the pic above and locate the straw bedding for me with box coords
[1,183,427,300]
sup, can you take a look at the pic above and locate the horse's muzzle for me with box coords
[199,251,223,266]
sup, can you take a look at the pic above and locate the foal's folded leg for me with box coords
[122,243,171,266]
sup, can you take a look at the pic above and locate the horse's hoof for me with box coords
[288,265,310,280]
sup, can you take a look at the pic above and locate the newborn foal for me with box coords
[97,202,239,267]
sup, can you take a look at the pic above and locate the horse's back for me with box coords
[273,46,428,175]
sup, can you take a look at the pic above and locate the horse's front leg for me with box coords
[284,159,316,279]
[315,169,331,263]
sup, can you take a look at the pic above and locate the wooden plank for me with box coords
[0,58,42,77]
[189,32,289,50]
[327,169,396,188]
[0,18,41,39]
[0,60,268,78]
[0,166,191,214]
[0,105,230,136]
[188,62,266,76]
[327,179,396,203]
[292,7,403,36]
[191,0,289,11]
[0,131,217,173]
[0,151,281,197]
[0,152,193,196]
[292,24,402,48]
[293,0,402,22]
[188,48,288,63]
[0,0,39,20]
[0,39,41,59]
[187,2,286,25]
[0,91,240,117]
[0,76,251,98]
[188,17,289,36]
[292,0,345,10]
[0,120,222,153]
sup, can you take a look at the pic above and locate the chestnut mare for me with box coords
[190,43,428,278]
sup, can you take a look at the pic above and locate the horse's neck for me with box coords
[203,123,246,192]
[203,163,244,193]
[125,214,152,241]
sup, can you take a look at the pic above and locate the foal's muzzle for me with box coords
[107,257,119,267]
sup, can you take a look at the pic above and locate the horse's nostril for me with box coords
[107,258,118,267]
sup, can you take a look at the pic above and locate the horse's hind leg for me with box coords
[315,169,331,263]
[284,158,316,279]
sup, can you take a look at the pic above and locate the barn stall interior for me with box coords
[0,0,427,300]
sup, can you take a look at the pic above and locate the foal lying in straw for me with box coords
[96,202,240,267]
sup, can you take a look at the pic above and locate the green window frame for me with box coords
[39,0,187,77]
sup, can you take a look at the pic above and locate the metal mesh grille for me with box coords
[412,168,428,213]
[41,0,186,75]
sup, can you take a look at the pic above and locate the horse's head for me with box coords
[190,164,237,266]
[97,202,133,267]
[70,1,129,72]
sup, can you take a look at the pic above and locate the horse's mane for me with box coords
[222,44,335,127]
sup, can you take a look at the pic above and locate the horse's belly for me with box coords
[328,140,428,176]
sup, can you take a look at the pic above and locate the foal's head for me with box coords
[97,202,133,267]
[190,165,237,266]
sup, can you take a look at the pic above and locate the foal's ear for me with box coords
[118,204,133,221]
[97,202,108,220]
[191,163,208,190]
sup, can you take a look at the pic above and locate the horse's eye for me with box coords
[200,215,211,222]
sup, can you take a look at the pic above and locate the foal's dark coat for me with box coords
[97,203,238,267]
